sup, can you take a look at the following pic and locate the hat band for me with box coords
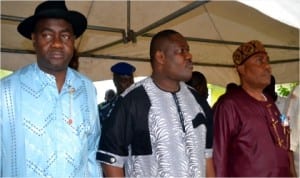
[239,51,267,65]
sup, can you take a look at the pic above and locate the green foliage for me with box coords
[277,86,290,96]
[276,83,298,97]
[0,69,13,79]
[208,84,225,106]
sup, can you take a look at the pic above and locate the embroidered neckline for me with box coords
[150,77,180,93]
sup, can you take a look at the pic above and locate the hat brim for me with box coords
[17,9,87,40]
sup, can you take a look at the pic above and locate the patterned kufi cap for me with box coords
[233,40,266,65]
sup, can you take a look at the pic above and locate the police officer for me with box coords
[98,62,136,124]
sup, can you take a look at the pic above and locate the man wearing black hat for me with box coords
[1,1,101,177]
[98,62,136,124]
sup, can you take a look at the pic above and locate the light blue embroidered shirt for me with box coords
[1,63,102,177]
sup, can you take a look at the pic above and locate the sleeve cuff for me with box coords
[97,150,127,168]
[205,148,213,158]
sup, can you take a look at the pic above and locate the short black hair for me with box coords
[149,29,180,64]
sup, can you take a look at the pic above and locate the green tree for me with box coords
[277,83,298,97]
[0,69,12,79]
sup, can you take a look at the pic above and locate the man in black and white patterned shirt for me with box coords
[98,29,214,177]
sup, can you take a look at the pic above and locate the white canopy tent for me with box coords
[1,0,299,87]
[238,0,300,29]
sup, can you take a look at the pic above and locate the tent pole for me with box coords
[2,48,298,67]
[81,1,209,53]
[135,1,209,37]
[142,33,300,51]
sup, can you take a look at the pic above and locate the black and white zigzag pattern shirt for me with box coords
[98,77,213,177]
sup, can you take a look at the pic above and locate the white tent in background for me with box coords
[1,0,299,87]
[238,0,300,29]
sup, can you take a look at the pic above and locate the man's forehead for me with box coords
[168,36,189,47]
[169,33,185,42]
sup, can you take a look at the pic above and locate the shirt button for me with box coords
[110,157,116,163]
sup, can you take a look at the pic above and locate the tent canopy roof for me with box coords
[1,0,299,86]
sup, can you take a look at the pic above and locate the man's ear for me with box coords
[155,50,165,65]
[236,64,244,75]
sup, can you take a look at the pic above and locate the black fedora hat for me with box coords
[17,1,87,39]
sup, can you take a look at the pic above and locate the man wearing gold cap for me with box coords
[213,40,292,176]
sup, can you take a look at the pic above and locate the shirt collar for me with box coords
[22,63,80,93]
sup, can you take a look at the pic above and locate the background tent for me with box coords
[1,0,299,87]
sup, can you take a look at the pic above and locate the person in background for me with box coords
[263,75,288,114]
[225,82,238,93]
[0,1,101,177]
[98,29,215,177]
[212,82,238,111]
[286,85,299,177]
[186,71,209,100]
[111,62,136,96]
[104,89,116,102]
[263,75,278,101]
[213,40,292,176]
[97,89,115,122]
[97,62,136,124]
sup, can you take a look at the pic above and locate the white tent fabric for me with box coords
[238,0,300,29]
[1,0,299,87]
